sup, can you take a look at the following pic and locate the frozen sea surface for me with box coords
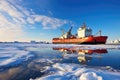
[30,63,120,80]
[0,45,34,68]
[0,43,119,80]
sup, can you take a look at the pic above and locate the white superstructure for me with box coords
[77,23,92,38]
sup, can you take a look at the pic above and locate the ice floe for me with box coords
[30,63,120,80]
[36,59,54,64]
[0,46,34,67]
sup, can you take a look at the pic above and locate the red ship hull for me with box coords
[52,36,108,44]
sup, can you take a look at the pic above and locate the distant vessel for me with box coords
[52,23,108,44]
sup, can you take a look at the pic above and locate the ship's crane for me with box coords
[67,26,73,35]
[60,26,73,39]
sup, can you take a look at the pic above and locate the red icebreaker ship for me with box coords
[52,23,108,44]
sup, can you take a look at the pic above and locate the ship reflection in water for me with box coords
[53,47,107,64]
[77,49,107,64]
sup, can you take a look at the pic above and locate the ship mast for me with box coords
[94,30,102,36]
[60,28,65,38]
[83,23,86,28]
[61,28,65,35]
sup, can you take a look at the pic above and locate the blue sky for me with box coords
[0,0,120,42]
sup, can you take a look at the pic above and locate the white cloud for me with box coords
[0,0,25,41]
[0,0,69,41]
[33,15,68,29]
[27,17,35,24]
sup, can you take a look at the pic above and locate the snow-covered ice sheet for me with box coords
[0,45,34,67]
[30,63,120,80]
